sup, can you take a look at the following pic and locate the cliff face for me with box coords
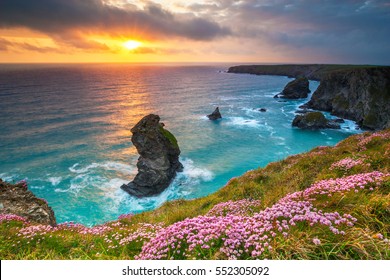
[0,179,57,226]
[121,114,183,197]
[306,68,390,130]
[228,64,390,130]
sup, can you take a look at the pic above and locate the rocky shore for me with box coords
[228,64,390,130]
[0,179,56,226]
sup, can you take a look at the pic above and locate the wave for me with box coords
[226,117,261,128]
[69,161,135,175]
[47,176,62,186]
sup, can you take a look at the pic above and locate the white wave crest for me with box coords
[69,161,135,175]
[47,176,62,186]
[227,117,260,128]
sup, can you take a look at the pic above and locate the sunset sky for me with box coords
[0,0,389,64]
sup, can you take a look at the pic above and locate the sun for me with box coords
[123,40,142,50]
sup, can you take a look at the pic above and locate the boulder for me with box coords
[276,77,311,99]
[292,112,341,130]
[259,108,267,112]
[0,179,57,226]
[121,114,183,197]
[207,107,222,120]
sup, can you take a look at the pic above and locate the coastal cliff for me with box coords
[306,67,390,130]
[228,64,390,130]
[0,179,56,226]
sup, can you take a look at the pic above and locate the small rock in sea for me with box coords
[292,111,341,130]
[207,107,222,120]
[333,118,345,123]
[259,108,267,112]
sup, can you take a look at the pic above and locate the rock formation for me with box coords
[306,67,390,130]
[0,179,57,226]
[292,112,341,130]
[228,64,390,130]
[275,77,311,99]
[121,114,183,197]
[207,107,222,120]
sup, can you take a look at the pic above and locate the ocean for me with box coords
[0,64,360,225]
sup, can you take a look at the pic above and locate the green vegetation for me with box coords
[1,130,389,259]
[159,126,179,149]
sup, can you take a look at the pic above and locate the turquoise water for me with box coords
[0,64,359,225]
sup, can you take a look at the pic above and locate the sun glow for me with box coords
[123,40,142,50]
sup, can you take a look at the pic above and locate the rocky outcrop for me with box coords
[292,112,341,130]
[207,107,222,120]
[275,77,310,99]
[228,64,390,130]
[306,67,390,130]
[0,179,56,226]
[121,114,183,197]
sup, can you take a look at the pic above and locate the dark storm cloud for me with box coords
[190,0,390,64]
[0,0,230,48]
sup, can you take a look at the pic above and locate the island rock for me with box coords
[276,77,311,99]
[0,179,57,226]
[207,107,222,120]
[292,112,341,130]
[121,114,183,197]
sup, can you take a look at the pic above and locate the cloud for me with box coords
[0,0,230,50]
[186,0,390,64]
[0,37,60,53]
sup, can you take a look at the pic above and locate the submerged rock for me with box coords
[207,107,222,120]
[0,179,57,226]
[275,77,311,99]
[292,112,341,130]
[121,114,183,198]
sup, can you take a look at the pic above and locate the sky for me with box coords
[0,0,389,64]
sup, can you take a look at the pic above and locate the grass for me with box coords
[1,129,389,259]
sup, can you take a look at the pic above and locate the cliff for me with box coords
[306,67,390,130]
[1,129,389,260]
[0,179,56,226]
[228,64,390,130]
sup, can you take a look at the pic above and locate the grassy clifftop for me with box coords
[1,130,389,259]
[227,64,388,81]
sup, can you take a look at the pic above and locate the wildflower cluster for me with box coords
[136,172,388,260]
[330,157,364,171]
[206,199,261,216]
[0,214,27,223]
[119,223,164,246]
[357,131,390,151]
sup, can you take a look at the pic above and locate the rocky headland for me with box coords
[228,64,390,130]
[274,77,310,99]
[121,114,183,197]
[0,179,56,226]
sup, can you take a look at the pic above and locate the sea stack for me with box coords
[121,114,183,197]
[274,77,311,99]
[207,107,222,120]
